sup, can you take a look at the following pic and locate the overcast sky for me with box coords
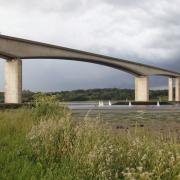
[0,0,180,91]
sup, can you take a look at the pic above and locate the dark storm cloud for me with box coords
[0,0,179,91]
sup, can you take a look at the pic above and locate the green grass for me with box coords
[0,109,39,179]
[0,95,180,179]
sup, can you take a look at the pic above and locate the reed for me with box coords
[0,95,179,179]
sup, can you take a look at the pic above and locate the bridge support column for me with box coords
[5,59,22,104]
[175,77,180,102]
[135,76,149,102]
[168,78,174,101]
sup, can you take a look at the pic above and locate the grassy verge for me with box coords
[0,95,180,179]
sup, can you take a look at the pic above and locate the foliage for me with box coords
[0,96,179,179]
[0,92,4,103]
[48,88,168,101]
[0,89,169,102]
[32,93,67,119]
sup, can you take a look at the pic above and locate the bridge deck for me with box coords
[0,34,180,77]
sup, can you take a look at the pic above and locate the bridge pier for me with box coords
[168,78,174,101]
[135,76,149,102]
[5,59,22,104]
[175,77,180,101]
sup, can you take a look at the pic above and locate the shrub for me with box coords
[33,93,67,119]
[23,95,180,179]
[27,110,180,179]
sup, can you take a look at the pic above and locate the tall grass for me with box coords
[0,94,180,179]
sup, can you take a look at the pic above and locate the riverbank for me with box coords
[0,95,180,179]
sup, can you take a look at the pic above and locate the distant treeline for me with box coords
[0,88,168,102]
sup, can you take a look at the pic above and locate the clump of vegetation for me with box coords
[0,95,179,179]
[27,116,180,179]
[32,93,67,119]
[27,111,75,166]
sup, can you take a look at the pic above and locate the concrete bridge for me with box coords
[0,34,180,104]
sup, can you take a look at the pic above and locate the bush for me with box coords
[1,95,179,179]
[33,93,67,119]
[27,111,75,166]
[27,104,180,179]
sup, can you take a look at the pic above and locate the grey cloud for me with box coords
[0,0,180,91]
[0,0,83,14]
[102,0,145,8]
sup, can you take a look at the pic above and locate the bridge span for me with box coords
[0,34,180,103]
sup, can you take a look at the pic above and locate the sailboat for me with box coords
[157,101,160,107]
[98,101,104,107]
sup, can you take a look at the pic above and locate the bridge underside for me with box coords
[0,35,180,103]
